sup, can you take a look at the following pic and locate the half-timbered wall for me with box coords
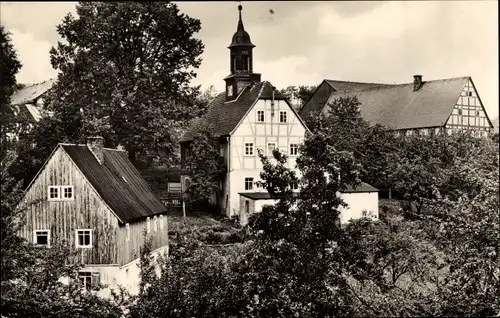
[20,146,120,265]
[228,99,307,216]
[445,79,492,137]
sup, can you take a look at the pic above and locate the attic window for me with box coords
[279,111,287,123]
[48,186,74,201]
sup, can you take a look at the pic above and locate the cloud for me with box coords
[9,29,57,84]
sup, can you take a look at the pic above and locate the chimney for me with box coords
[87,136,104,164]
[413,75,423,91]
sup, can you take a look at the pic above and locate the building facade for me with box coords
[180,5,309,220]
[19,137,168,296]
[300,75,494,137]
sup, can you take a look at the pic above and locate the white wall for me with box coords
[228,99,307,217]
[338,192,379,224]
[85,245,169,298]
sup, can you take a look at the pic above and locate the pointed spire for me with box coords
[237,5,244,31]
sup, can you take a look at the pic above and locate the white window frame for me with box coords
[267,142,276,156]
[48,185,74,201]
[75,229,93,248]
[257,110,265,122]
[244,142,254,156]
[33,229,51,247]
[48,186,59,200]
[289,143,299,156]
[125,223,130,242]
[79,271,100,291]
[146,217,151,233]
[244,177,254,191]
[279,110,287,123]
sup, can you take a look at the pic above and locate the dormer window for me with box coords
[227,85,234,97]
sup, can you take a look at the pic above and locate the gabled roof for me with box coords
[10,79,55,106]
[61,145,166,223]
[327,76,469,130]
[181,81,306,142]
[325,79,390,93]
[26,144,166,223]
[306,76,471,130]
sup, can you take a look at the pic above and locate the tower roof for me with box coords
[229,5,255,48]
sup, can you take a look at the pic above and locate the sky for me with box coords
[1,1,498,118]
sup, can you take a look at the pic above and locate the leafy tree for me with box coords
[279,85,316,111]
[182,122,226,204]
[28,2,205,171]
[0,25,23,162]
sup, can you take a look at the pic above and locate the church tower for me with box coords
[224,5,261,101]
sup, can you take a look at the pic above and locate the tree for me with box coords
[279,85,316,111]
[182,122,226,204]
[39,2,205,169]
[0,25,23,162]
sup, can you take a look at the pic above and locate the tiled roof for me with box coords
[325,79,390,93]
[319,76,470,130]
[10,79,55,106]
[331,76,469,130]
[61,145,166,223]
[181,81,289,142]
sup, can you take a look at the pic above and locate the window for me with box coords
[160,215,164,230]
[458,109,463,116]
[245,178,254,191]
[48,185,74,201]
[227,85,233,97]
[289,143,299,156]
[467,91,473,97]
[267,143,276,156]
[75,229,92,248]
[79,271,100,291]
[245,143,254,156]
[146,217,151,233]
[245,200,250,214]
[49,186,58,200]
[279,111,287,123]
[63,186,73,199]
[34,230,50,247]
[257,110,265,122]
[153,216,158,231]
[126,223,130,242]
[475,110,480,117]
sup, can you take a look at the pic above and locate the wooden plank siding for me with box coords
[116,216,169,265]
[20,146,120,265]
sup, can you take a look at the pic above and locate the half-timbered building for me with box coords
[19,136,168,295]
[299,75,494,137]
[180,5,310,221]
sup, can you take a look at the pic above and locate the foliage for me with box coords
[0,25,23,162]
[279,85,316,110]
[182,122,226,203]
[12,1,205,186]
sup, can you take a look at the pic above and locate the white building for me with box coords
[180,5,309,220]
